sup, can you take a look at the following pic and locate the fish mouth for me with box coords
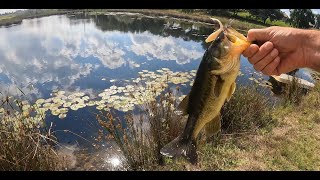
[225,27,250,48]
[205,18,250,49]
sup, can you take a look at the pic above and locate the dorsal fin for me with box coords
[205,28,223,43]
[205,18,224,43]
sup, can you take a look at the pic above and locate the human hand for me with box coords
[242,26,311,76]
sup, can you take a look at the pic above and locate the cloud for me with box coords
[129,32,203,64]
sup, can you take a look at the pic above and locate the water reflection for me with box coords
[129,33,203,64]
[0,14,213,98]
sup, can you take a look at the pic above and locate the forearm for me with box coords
[302,29,320,72]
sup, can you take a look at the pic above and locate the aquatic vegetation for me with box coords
[0,94,70,170]
[96,87,185,170]
[247,71,275,89]
[26,68,195,117]
[70,105,79,111]
[15,68,268,121]
[35,98,45,105]
[87,101,96,106]
[59,113,67,119]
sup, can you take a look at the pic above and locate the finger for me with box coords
[247,28,272,42]
[249,41,274,65]
[242,44,259,58]
[261,56,281,76]
[253,48,279,71]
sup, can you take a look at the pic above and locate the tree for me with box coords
[269,9,284,23]
[229,9,242,16]
[248,9,284,24]
[181,9,194,13]
[206,9,230,16]
[315,14,320,29]
[289,9,315,28]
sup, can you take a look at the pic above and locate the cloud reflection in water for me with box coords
[0,15,204,98]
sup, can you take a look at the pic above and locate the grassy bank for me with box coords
[88,9,266,33]
[0,9,78,26]
[157,83,320,170]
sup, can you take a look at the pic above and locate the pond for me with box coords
[0,12,314,150]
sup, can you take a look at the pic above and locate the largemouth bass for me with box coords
[160,18,251,164]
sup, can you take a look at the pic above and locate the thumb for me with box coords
[247,28,272,42]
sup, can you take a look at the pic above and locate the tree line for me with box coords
[182,9,320,29]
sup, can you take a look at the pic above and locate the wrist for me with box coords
[302,29,320,71]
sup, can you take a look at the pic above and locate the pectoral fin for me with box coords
[204,114,221,138]
[227,82,236,102]
[177,94,189,115]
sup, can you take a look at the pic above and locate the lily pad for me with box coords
[58,114,67,119]
[36,99,45,104]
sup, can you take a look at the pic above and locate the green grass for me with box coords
[0,16,22,26]
[237,11,251,19]
[0,9,76,26]
[0,15,15,20]
[266,19,291,27]
[151,82,320,171]
[237,10,291,27]
[267,135,320,170]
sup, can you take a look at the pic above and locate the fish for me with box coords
[160,18,251,164]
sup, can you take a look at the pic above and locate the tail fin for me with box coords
[160,136,198,164]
